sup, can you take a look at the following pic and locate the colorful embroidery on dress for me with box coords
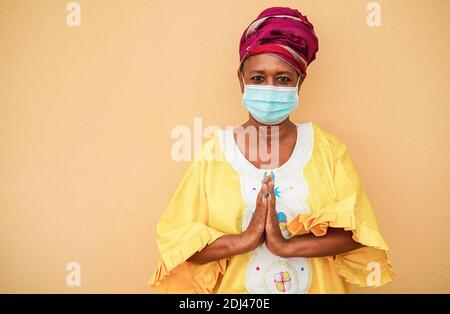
[274,271,292,292]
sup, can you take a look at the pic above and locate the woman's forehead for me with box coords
[243,54,297,75]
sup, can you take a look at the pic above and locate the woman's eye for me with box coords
[277,76,291,83]
[251,76,265,82]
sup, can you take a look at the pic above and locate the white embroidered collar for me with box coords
[218,122,314,179]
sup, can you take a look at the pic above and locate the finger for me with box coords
[256,187,264,206]
[255,183,268,218]
[267,181,279,229]
[257,177,268,201]
[268,180,276,212]
[261,174,270,185]
[261,183,268,206]
[268,180,274,198]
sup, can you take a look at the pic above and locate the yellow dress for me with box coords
[148,121,394,293]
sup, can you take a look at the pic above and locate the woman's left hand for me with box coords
[263,176,363,259]
[264,178,289,257]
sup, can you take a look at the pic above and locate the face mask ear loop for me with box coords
[294,74,302,108]
[241,72,246,88]
[295,74,302,90]
[241,72,246,108]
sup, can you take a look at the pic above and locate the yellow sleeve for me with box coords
[148,152,229,293]
[288,139,394,287]
[331,143,395,287]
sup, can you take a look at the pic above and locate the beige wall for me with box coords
[0,0,449,293]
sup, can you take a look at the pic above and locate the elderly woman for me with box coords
[148,7,394,294]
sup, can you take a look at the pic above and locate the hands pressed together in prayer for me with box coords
[240,174,289,257]
[188,174,363,264]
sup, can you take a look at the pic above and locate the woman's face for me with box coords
[238,53,302,93]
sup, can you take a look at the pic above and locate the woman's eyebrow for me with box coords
[249,70,293,76]
[275,71,293,76]
[249,70,266,75]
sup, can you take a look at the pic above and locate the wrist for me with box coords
[236,232,256,254]
[267,236,290,257]
[277,238,290,257]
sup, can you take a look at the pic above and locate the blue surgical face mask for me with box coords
[241,75,301,125]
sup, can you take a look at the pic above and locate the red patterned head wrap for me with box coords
[239,7,319,78]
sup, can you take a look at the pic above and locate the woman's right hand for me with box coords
[187,176,271,264]
[239,175,270,252]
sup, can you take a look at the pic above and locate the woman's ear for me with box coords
[237,69,244,93]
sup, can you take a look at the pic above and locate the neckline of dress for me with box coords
[219,122,313,177]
